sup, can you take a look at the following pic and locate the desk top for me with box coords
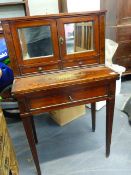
[12,66,119,95]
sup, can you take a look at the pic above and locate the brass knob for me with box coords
[38,67,43,72]
[59,36,64,45]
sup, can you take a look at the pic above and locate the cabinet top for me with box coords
[1,10,106,22]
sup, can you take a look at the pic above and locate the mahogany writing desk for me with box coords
[1,11,119,175]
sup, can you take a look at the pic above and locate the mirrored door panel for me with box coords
[18,25,53,60]
[11,19,60,66]
[65,21,94,54]
[58,16,99,61]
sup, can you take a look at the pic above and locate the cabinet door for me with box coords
[57,15,100,67]
[9,19,60,74]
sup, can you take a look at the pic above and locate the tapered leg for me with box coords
[91,102,96,132]
[31,117,38,144]
[22,116,41,175]
[106,96,115,157]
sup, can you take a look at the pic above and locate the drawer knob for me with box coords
[78,61,83,66]
[69,96,73,102]
[79,61,83,65]
[38,67,43,72]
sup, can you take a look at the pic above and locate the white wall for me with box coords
[28,0,100,15]
[28,0,59,15]
[67,0,100,12]
[0,0,22,2]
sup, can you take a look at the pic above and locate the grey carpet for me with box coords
[122,96,131,124]
[7,80,131,175]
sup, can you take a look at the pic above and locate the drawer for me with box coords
[63,57,98,69]
[20,63,60,75]
[70,85,107,101]
[29,88,70,110]
[28,84,108,111]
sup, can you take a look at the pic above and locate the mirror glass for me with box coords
[64,21,94,54]
[18,25,53,60]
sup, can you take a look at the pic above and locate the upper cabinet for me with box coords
[1,11,106,76]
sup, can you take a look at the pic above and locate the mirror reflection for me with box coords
[65,21,94,54]
[18,25,53,60]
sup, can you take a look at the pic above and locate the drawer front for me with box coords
[63,57,98,69]
[20,63,60,75]
[71,85,107,101]
[29,88,70,110]
[28,84,108,111]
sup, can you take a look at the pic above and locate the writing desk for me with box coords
[12,66,118,175]
[1,11,119,175]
